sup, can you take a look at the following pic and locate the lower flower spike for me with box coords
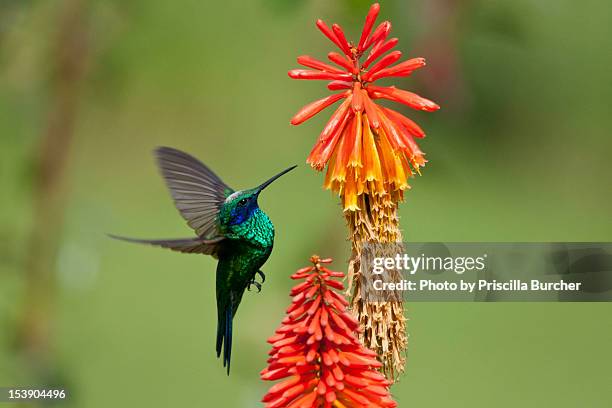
[261,256,397,408]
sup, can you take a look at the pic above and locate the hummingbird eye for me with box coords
[238,198,248,207]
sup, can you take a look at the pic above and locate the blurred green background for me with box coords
[1,0,611,406]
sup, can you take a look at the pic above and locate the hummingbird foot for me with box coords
[247,280,262,293]
[256,270,266,284]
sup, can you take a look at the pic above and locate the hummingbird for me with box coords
[110,147,296,374]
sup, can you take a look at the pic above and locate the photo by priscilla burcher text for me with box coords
[360,243,612,302]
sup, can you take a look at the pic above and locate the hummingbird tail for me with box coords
[107,234,223,255]
[216,304,233,375]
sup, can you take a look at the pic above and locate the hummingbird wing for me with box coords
[155,147,234,239]
[108,235,224,256]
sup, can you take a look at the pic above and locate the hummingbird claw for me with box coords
[248,280,262,293]
[256,270,266,284]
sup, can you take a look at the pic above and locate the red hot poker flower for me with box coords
[261,256,397,408]
[289,2,439,211]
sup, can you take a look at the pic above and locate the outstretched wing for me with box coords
[108,235,224,257]
[155,147,234,239]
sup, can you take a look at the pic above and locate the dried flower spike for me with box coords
[289,3,439,379]
[261,256,397,408]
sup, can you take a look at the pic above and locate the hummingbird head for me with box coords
[221,165,297,227]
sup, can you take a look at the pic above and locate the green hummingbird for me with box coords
[110,147,296,374]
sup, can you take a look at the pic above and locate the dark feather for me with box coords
[216,301,234,375]
[155,147,234,239]
[108,234,224,256]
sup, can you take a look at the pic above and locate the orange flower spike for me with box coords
[289,2,437,194]
[289,3,439,378]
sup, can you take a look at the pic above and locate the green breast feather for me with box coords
[224,209,274,248]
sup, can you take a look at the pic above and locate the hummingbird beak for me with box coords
[256,165,297,194]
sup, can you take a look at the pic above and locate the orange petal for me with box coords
[307,97,353,168]
[362,50,402,82]
[362,90,381,129]
[319,97,352,144]
[358,3,380,51]
[332,125,350,182]
[289,69,352,81]
[363,37,398,69]
[376,106,405,150]
[351,82,363,112]
[324,151,337,190]
[316,19,346,54]
[331,24,352,56]
[392,151,409,190]
[382,106,425,138]
[327,81,353,91]
[343,171,359,211]
[367,85,439,112]
[291,92,349,125]
[368,57,426,82]
[297,55,346,74]
[348,111,363,167]
[361,114,383,182]
[328,52,355,73]
[374,127,397,183]
[363,21,391,52]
